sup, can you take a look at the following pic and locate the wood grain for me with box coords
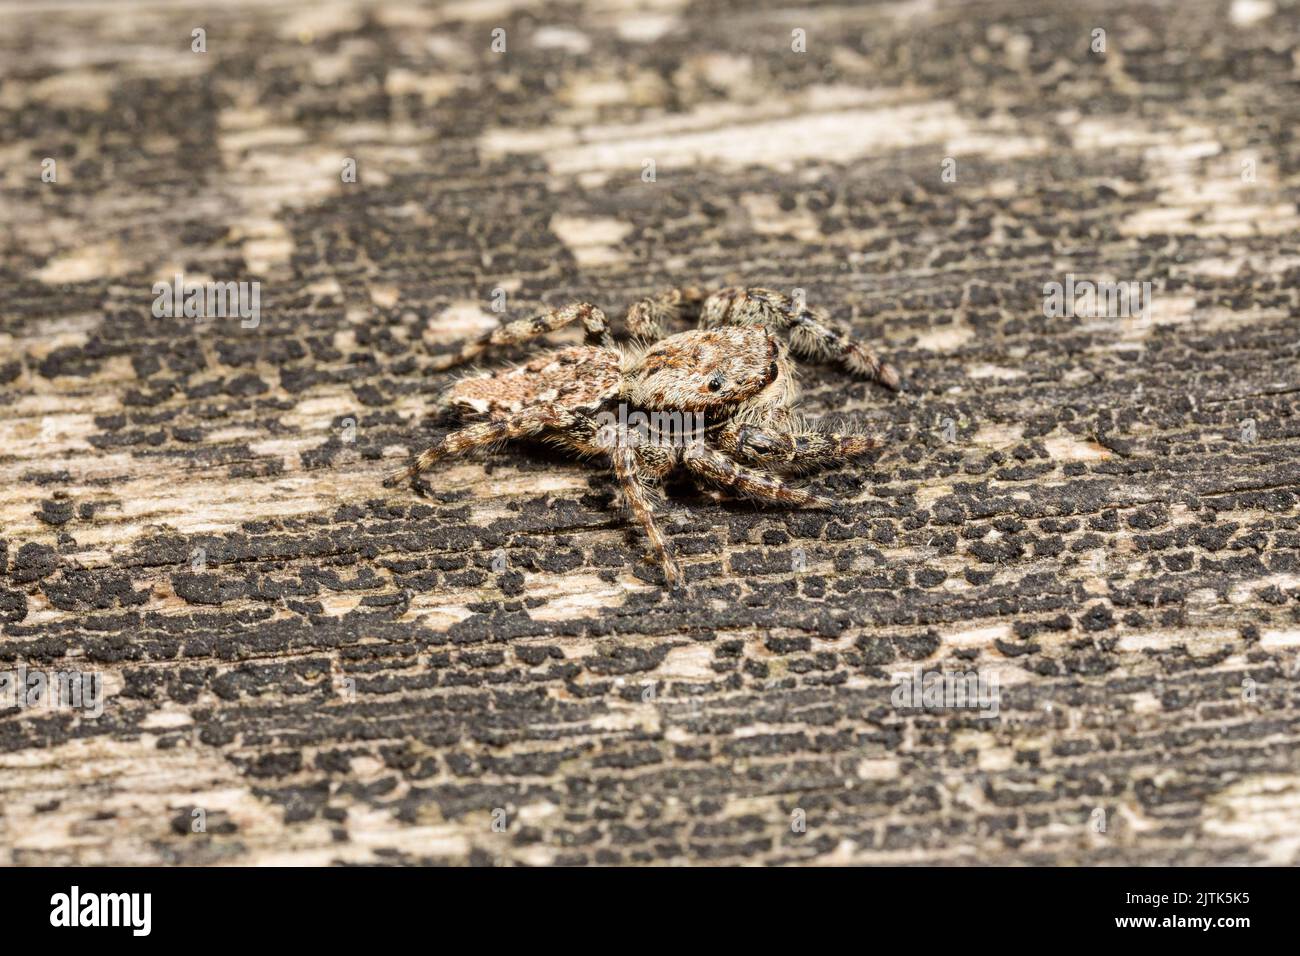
[1,0,1298,865]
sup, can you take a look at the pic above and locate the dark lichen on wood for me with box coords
[0,0,1297,865]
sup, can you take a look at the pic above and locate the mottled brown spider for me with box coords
[384,287,900,589]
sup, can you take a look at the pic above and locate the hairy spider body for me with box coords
[386,288,899,588]
[445,345,621,419]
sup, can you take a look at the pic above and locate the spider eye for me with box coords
[707,373,724,393]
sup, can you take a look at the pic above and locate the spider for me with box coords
[384,287,900,589]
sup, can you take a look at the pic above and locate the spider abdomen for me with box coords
[447,345,621,419]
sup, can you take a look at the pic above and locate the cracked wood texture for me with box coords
[2,0,1299,867]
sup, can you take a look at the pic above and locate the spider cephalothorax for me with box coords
[385,287,900,588]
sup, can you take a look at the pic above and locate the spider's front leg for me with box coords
[431,302,611,371]
[609,441,683,589]
[700,287,901,390]
[625,287,706,340]
[383,403,576,486]
[682,444,841,512]
[718,420,882,474]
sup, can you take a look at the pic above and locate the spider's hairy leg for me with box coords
[431,302,611,371]
[625,286,706,340]
[384,404,576,486]
[610,442,682,589]
[719,421,882,474]
[682,445,841,511]
[700,287,900,390]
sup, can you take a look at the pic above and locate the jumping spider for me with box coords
[385,287,900,588]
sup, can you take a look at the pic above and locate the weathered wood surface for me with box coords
[1,0,1298,866]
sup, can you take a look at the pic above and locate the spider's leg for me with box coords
[625,286,706,341]
[719,420,882,474]
[431,302,611,371]
[610,442,682,588]
[384,404,575,486]
[682,445,841,511]
[700,287,900,389]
